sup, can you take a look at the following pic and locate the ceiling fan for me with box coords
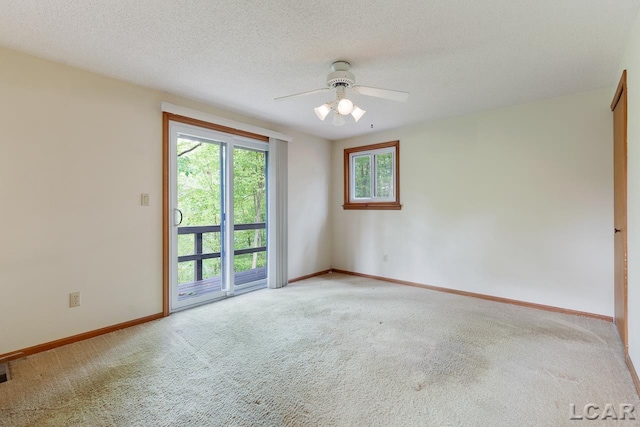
[275,61,409,126]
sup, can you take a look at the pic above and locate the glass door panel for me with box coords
[172,130,226,310]
[233,146,267,290]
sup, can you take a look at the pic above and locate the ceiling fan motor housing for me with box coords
[327,61,355,88]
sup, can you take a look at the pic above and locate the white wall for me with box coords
[332,88,614,316]
[287,130,332,279]
[617,11,640,371]
[0,46,332,355]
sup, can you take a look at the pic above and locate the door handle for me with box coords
[174,209,183,226]
[615,228,622,233]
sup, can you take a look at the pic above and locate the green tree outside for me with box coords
[176,137,267,285]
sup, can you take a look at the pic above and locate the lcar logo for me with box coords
[570,404,636,421]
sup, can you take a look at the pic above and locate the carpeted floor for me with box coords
[1,273,638,426]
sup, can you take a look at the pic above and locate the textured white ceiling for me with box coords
[0,1,638,140]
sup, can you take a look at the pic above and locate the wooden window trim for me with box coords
[611,70,627,111]
[164,112,269,142]
[343,140,401,210]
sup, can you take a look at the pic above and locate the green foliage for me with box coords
[354,155,371,198]
[354,152,393,199]
[233,148,267,224]
[375,153,393,197]
[176,137,267,285]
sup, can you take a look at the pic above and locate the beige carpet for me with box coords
[1,273,638,426]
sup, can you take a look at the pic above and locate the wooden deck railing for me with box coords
[178,222,266,282]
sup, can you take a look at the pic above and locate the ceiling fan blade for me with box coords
[352,85,409,102]
[274,88,332,102]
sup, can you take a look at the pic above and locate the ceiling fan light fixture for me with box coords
[351,106,366,122]
[314,103,332,120]
[276,61,409,126]
[337,98,354,115]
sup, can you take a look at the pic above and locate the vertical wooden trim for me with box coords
[611,70,627,111]
[626,354,640,398]
[622,72,628,351]
[395,139,401,208]
[611,70,628,351]
[343,148,350,207]
[162,112,170,317]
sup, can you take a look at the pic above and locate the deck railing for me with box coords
[178,222,266,282]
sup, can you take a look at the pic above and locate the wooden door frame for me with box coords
[611,70,628,350]
[163,113,170,316]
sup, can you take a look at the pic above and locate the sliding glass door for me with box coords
[169,122,268,312]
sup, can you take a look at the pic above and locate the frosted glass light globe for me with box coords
[351,106,366,122]
[314,103,332,120]
[333,112,345,126]
[337,98,354,115]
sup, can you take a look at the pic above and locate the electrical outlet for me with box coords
[383,254,388,262]
[69,292,81,308]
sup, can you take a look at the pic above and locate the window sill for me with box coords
[342,202,402,210]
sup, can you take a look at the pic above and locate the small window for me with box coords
[343,140,401,210]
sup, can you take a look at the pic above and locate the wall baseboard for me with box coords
[288,269,332,284]
[0,313,164,364]
[626,354,640,398]
[1,269,332,364]
[0,269,614,364]
[331,269,613,322]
